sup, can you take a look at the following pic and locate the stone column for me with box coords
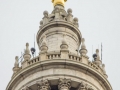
[58,78,71,90]
[37,80,50,90]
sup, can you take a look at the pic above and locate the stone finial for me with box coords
[73,17,79,27]
[13,56,20,74]
[54,6,60,20]
[43,11,49,25]
[25,43,30,54]
[37,80,50,90]
[23,43,31,61]
[60,34,68,50]
[39,20,43,29]
[93,49,102,67]
[96,49,100,60]
[80,38,87,56]
[102,64,108,78]
[58,78,71,90]
[67,8,73,22]
[14,56,19,68]
[40,35,48,52]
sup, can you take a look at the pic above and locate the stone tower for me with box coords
[6,0,112,90]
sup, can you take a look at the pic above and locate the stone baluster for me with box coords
[22,43,31,68]
[39,35,48,61]
[67,8,73,22]
[13,56,20,74]
[73,17,79,27]
[43,11,49,25]
[58,78,71,90]
[60,34,69,59]
[37,80,50,90]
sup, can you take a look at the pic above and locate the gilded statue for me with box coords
[52,0,67,6]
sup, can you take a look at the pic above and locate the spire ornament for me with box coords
[13,56,20,74]
[80,38,87,56]
[52,0,67,6]
[40,35,48,52]
[23,43,31,60]
[93,49,102,67]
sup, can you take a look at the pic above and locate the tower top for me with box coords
[52,0,67,6]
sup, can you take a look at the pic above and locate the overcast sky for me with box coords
[0,0,119,90]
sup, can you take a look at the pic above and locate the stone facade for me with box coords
[6,1,112,90]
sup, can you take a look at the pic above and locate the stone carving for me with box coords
[40,35,48,52]
[37,80,50,90]
[39,20,43,29]
[38,5,79,28]
[80,38,87,56]
[22,86,31,90]
[78,82,94,90]
[58,78,71,90]
[67,8,73,22]
[14,56,19,68]
[13,56,20,74]
[73,17,79,27]
[93,49,102,67]
[43,11,49,25]
[102,64,108,78]
[60,34,68,50]
[23,43,31,61]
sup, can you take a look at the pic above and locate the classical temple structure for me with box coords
[6,0,112,90]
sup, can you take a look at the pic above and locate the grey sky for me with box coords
[0,0,119,90]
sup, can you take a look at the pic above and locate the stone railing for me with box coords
[88,61,104,75]
[46,53,61,59]
[28,56,40,65]
[26,52,104,76]
[69,54,81,62]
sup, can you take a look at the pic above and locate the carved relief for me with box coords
[37,80,50,90]
[78,82,94,90]
[58,78,71,90]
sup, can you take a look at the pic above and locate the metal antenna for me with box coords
[92,45,93,61]
[101,43,103,61]
[31,34,36,58]
[34,34,36,56]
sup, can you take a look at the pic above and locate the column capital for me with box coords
[58,78,71,90]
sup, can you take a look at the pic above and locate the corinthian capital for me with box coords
[58,78,71,90]
[37,80,50,90]
[78,82,94,90]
